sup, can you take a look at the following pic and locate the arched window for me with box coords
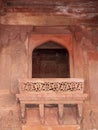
[32,41,70,78]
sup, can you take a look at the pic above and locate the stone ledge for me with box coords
[22,125,80,130]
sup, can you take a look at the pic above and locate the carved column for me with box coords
[20,103,26,123]
[77,103,83,124]
[58,104,64,124]
[39,104,45,124]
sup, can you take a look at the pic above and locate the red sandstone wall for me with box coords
[0,25,98,105]
[0,25,32,93]
[0,25,98,129]
[88,52,98,105]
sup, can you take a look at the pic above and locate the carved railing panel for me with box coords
[16,78,87,125]
[19,78,84,93]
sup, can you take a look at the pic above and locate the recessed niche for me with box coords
[32,41,70,78]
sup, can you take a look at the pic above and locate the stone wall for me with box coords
[0,25,98,97]
[0,25,32,93]
[0,25,98,129]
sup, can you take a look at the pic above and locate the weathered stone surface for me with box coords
[0,0,98,129]
[88,52,98,105]
[0,90,21,130]
[22,125,79,130]
[0,13,78,26]
[0,0,98,26]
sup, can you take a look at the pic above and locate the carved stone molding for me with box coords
[20,80,83,93]
[16,78,88,125]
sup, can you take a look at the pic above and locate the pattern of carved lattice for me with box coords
[20,81,83,92]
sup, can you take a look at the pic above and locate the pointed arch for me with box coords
[32,40,70,78]
[28,34,73,78]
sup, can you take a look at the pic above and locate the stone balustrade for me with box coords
[16,78,87,125]
[19,78,84,93]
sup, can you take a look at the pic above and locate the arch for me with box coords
[34,40,69,50]
[29,36,71,54]
[32,40,70,78]
[28,34,73,78]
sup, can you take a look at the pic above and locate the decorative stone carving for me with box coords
[16,78,88,125]
[21,81,83,92]
[19,78,84,93]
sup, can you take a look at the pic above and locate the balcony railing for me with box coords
[18,78,84,94]
[16,78,87,124]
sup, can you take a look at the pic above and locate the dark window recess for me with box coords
[32,41,70,78]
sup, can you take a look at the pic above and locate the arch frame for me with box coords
[28,34,74,78]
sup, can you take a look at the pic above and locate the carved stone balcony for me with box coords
[16,78,87,125]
